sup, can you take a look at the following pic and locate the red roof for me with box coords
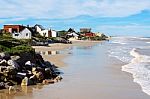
[84,32,96,37]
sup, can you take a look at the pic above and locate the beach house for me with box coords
[66,28,79,40]
[80,28,96,37]
[80,28,91,33]
[12,27,32,39]
[4,25,25,33]
[34,24,57,37]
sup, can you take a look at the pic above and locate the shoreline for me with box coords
[32,40,101,68]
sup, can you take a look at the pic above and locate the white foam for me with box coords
[146,42,150,44]
[122,48,150,95]
[111,41,127,45]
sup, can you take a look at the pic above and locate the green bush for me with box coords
[6,45,35,55]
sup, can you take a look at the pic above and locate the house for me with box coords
[12,28,32,39]
[84,32,96,37]
[4,25,25,33]
[34,24,57,37]
[80,28,91,33]
[66,28,79,40]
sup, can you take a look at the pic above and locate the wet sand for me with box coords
[32,40,100,67]
[1,41,150,99]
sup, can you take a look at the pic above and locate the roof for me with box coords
[67,33,79,37]
[4,24,22,26]
[34,24,45,30]
[68,28,75,33]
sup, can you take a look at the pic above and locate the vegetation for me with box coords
[57,30,67,37]
[0,33,35,55]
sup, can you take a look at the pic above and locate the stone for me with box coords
[35,72,44,82]
[21,77,29,86]
[11,56,20,61]
[32,67,37,75]
[7,60,20,69]
[0,52,10,60]
[0,59,7,66]
[0,82,6,89]
[7,66,17,76]
[42,79,55,84]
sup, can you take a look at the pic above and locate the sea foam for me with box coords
[122,48,150,95]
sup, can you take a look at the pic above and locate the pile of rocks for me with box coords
[0,52,62,89]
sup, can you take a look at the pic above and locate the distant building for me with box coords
[34,24,57,37]
[4,25,25,33]
[12,28,32,39]
[84,32,96,37]
[80,28,91,33]
[66,28,79,40]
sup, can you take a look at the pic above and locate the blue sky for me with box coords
[0,0,150,36]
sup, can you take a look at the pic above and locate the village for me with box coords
[0,24,108,45]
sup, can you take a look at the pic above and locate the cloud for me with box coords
[0,0,150,21]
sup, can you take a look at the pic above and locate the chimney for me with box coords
[27,25,29,27]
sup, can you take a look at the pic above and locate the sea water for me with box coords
[109,37,150,95]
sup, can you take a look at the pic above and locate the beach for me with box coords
[32,40,100,67]
[1,39,150,99]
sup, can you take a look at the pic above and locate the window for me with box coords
[26,33,28,36]
[14,34,19,36]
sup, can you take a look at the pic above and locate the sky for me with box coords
[0,0,150,37]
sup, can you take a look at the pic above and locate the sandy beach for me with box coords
[1,40,150,99]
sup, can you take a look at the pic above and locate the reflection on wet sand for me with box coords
[0,84,44,99]
[38,50,60,55]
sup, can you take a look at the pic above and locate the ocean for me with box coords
[109,37,150,95]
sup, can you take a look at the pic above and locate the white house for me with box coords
[34,24,57,37]
[12,28,32,39]
[66,28,79,40]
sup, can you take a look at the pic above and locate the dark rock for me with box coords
[0,82,6,89]
[0,52,10,60]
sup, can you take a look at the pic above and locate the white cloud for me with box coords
[0,0,150,20]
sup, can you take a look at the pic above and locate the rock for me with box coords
[54,75,63,82]
[25,61,34,66]
[42,79,55,84]
[0,82,6,89]
[0,52,10,60]
[0,66,7,72]
[32,67,37,75]
[7,66,17,76]
[25,61,34,71]
[35,72,44,82]
[0,59,7,66]
[29,75,37,85]
[44,68,53,79]
[7,60,20,69]
[21,77,29,86]
[11,56,20,61]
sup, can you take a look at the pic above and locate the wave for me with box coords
[146,42,150,44]
[122,48,150,95]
